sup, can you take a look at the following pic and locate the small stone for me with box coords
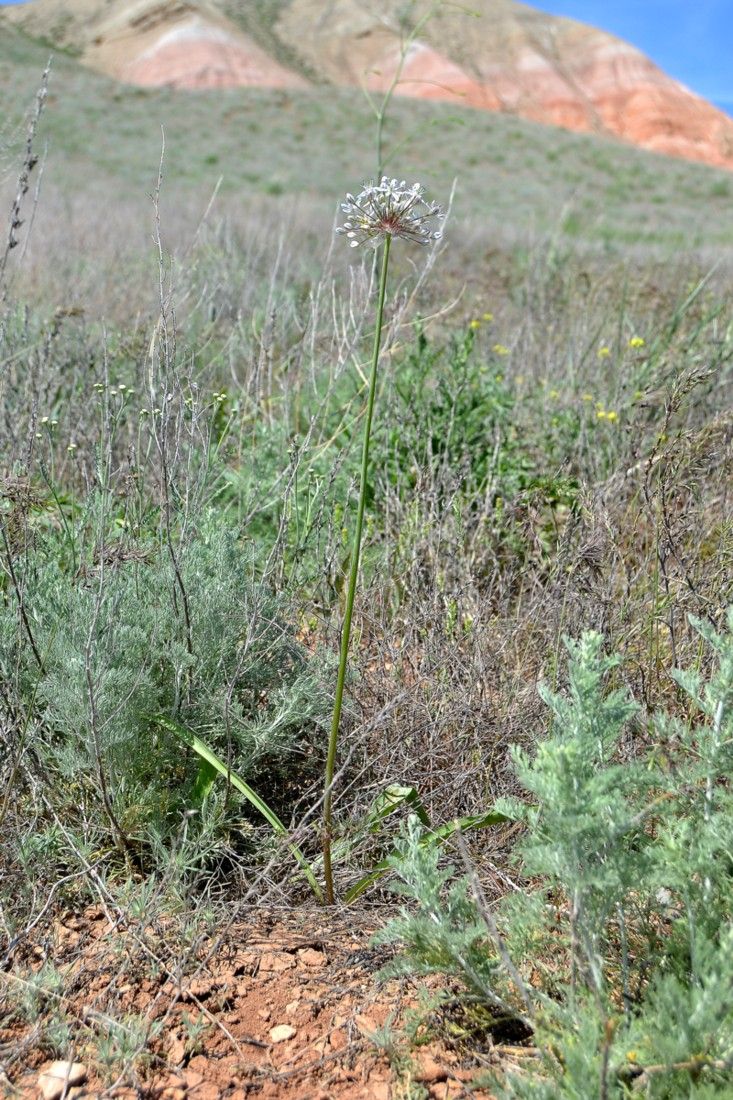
[181,977,220,1002]
[370,1083,391,1100]
[188,1055,211,1074]
[329,1027,348,1051]
[355,1014,378,1038]
[259,952,296,973]
[38,1063,87,1100]
[285,999,300,1016]
[183,1069,204,1088]
[167,1038,186,1065]
[269,1024,296,1044]
[297,948,326,969]
[193,1084,220,1100]
[429,1083,462,1099]
[415,1055,447,1083]
[257,1008,271,1021]
[233,951,258,975]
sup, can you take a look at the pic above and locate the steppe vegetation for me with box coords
[1,21,733,1099]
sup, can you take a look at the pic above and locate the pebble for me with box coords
[38,1062,87,1100]
[269,1024,297,1043]
[297,947,326,968]
[415,1055,448,1083]
[259,952,296,973]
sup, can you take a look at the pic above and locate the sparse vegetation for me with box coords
[1,25,732,1097]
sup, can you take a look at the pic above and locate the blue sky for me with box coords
[1,0,731,110]
[528,1,732,110]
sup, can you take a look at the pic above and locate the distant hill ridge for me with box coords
[3,0,733,170]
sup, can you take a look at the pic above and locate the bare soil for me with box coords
[1,906,530,1099]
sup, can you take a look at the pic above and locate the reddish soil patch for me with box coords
[1,907,526,1098]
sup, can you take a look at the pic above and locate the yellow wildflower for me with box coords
[606,410,618,422]
[582,393,593,402]
[597,346,611,359]
[549,389,559,400]
[493,344,509,356]
[482,312,494,322]
[629,336,645,349]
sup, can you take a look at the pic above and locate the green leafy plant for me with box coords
[323,178,443,902]
[1,509,328,873]
[378,612,733,1097]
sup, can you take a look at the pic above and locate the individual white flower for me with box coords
[337,177,443,248]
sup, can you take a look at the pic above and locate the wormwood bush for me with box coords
[378,612,733,1097]
[2,504,327,880]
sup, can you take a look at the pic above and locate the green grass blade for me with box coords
[191,758,217,806]
[155,715,323,902]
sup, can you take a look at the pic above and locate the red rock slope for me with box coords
[3,0,306,90]
[4,0,732,170]
[274,0,733,170]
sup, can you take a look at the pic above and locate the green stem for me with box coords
[322,234,391,905]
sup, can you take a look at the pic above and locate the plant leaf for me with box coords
[191,758,217,806]
[155,715,323,902]
[364,783,432,832]
[344,809,511,902]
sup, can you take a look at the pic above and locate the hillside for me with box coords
[2,17,733,275]
[3,0,733,171]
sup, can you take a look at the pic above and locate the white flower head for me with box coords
[337,177,443,248]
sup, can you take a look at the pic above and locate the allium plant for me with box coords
[323,177,443,904]
[336,177,444,249]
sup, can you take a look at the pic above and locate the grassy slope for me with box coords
[1,20,733,254]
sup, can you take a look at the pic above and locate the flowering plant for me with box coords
[323,177,443,902]
[337,177,443,248]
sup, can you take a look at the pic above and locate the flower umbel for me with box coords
[337,177,443,248]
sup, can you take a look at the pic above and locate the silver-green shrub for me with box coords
[2,504,327,875]
[378,611,733,1097]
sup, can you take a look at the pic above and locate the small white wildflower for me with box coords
[337,177,443,248]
